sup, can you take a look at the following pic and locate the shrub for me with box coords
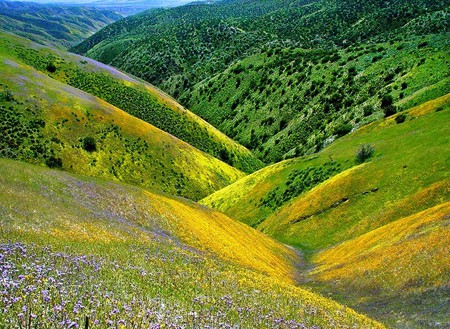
[395,113,407,124]
[356,144,374,163]
[381,94,394,108]
[383,105,397,117]
[46,62,57,73]
[45,156,63,168]
[381,94,396,117]
[1,89,14,102]
[363,105,374,117]
[333,123,352,137]
[82,136,97,152]
[418,41,428,48]
[219,148,231,164]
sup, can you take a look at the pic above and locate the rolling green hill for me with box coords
[0,0,122,48]
[71,0,449,163]
[187,34,450,162]
[0,158,386,328]
[201,94,450,327]
[72,0,449,97]
[0,32,262,173]
[1,1,448,327]
[0,33,247,200]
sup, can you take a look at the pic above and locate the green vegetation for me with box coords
[2,32,261,173]
[73,0,449,96]
[72,0,449,163]
[0,0,122,48]
[355,144,374,163]
[1,0,449,327]
[0,158,385,328]
[187,34,449,162]
[0,34,246,201]
[202,95,450,327]
[260,162,342,213]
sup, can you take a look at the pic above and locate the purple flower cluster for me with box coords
[0,242,358,328]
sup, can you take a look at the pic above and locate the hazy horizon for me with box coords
[2,0,203,15]
[4,0,191,3]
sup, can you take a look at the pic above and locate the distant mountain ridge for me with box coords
[0,0,122,48]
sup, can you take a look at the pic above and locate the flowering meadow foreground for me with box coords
[0,159,385,328]
[0,241,382,329]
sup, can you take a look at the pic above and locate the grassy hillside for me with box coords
[202,95,450,327]
[0,158,385,328]
[187,34,449,162]
[0,0,122,48]
[202,94,450,245]
[311,202,450,328]
[0,36,246,200]
[0,32,261,173]
[258,95,450,249]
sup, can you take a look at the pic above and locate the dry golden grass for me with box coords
[312,202,450,294]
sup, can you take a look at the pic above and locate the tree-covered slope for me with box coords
[0,158,386,328]
[71,0,449,162]
[0,33,246,201]
[0,0,122,48]
[1,32,261,173]
[201,95,450,327]
[187,34,449,162]
[72,0,449,99]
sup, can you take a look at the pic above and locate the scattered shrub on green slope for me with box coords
[0,53,244,201]
[82,136,97,152]
[5,36,261,173]
[260,161,342,211]
[0,1,122,48]
[355,144,375,163]
[187,34,449,163]
[72,0,449,101]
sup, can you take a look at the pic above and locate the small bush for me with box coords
[356,144,374,163]
[1,89,14,102]
[333,123,353,137]
[383,105,397,117]
[45,156,63,168]
[395,113,407,124]
[46,62,57,73]
[82,136,97,152]
[381,94,396,117]
[381,94,393,108]
[363,105,373,117]
[418,42,428,48]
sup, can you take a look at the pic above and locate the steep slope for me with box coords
[0,158,386,328]
[0,36,245,200]
[71,0,449,163]
[201,95,450,326]
[258,95,450,249]
[0,0,122,48]
[1,32,262,173]
[311,202,450,328]
[202,94,450,245]
[72,0,449,100]
[187,34,450,161]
